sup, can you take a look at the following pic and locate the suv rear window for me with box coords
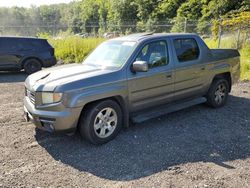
[174,38,199,62]
[20,39,49,49]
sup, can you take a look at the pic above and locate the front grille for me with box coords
[26,89,36,104]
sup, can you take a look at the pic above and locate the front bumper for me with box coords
[23,96,82,133]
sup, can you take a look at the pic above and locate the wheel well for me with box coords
[77,96,128,129]
[21,57,43,69]
[213,72,232,92]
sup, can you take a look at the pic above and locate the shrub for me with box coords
[48,37,105,63]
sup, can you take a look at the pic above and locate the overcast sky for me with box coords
[0,0,74,8]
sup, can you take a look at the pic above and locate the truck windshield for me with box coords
[83,40,137,68]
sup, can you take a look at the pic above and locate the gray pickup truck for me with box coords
[24,33,240,144]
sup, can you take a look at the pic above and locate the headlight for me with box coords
[41,92,63,105]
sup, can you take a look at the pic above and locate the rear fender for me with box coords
[20,56,44,68]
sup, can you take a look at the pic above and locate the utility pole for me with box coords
[236,28,241,49]
[218,19,222,48]
[184,17,187,33]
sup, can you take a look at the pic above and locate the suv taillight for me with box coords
[50,48,55,56]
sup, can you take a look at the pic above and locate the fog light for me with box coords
[40,118,55,132]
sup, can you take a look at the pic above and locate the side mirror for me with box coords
[132,61,148,72]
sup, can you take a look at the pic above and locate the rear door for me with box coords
[0,38,22,70]
[127,39,175,111]
[172,37,207,100]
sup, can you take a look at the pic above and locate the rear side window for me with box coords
[174,38,199,62]
[33,39,50,48]
[20,39,50,50]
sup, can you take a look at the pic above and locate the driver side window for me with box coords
[136,41,168,68]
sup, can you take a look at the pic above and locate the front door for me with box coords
[127,39,175,112]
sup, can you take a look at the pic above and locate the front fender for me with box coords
[64,81,128,108]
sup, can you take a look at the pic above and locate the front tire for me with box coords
[23,59,42,74]
[206,78,229,108]
[79,100,123,145]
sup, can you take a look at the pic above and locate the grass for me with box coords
[239,44,250,80]
[48,36,105,63]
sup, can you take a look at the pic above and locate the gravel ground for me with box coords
[0,72,250,188]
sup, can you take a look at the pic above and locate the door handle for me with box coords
[166,74,172,79]
[194,67,205,75]
[200,67,205,70]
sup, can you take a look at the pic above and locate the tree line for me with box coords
[0,0,249,36]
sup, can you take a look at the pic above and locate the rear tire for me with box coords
[79,100,123,145]
[23,59,42,74]
[206,78,229,108]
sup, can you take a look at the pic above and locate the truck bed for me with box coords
[210,49,240,61]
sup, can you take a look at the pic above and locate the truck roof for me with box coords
[112,33,198,42]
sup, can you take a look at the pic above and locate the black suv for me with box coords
[0,37,56,74]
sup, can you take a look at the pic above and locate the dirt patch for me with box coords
[0,72,250,187]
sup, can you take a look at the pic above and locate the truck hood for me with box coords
[25,63,114,91]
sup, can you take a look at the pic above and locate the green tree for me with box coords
[171,0,204,32]
[107,0,138,33]
[79,0,100,34]
[153,0,186,20]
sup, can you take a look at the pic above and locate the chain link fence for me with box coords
[0,19,249,49]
